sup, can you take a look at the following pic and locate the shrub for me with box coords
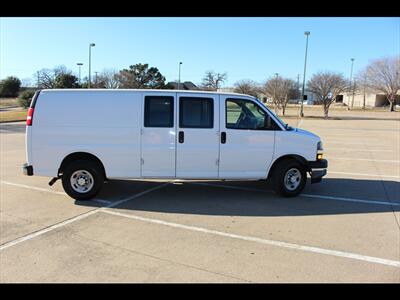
[18,90,35,108]
[0,76,21,97]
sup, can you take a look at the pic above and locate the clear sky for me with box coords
[1,17,399,87]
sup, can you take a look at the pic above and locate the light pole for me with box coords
[178,62,182,90]
[94,71,98,88]
[300,31,310,117]
[348,58,355,110]
[88,43,95,88]
[77,63,83,84]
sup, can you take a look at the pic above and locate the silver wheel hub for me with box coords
[70,170,94,193]
[284,168,302,191]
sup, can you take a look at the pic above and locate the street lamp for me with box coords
[76,63,83,84]
[300,31,310,117]
[348,58,355,110]
[178,62,182,90]
[88,43,95,88]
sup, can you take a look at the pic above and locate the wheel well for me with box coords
[58,152,106,178]
[267,155,309,179]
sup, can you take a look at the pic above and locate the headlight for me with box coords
[317,141,323,160]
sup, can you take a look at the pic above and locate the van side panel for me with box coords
[31,91,142,178]
[272,130,317,170]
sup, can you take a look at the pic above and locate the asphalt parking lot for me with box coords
[0,116,399,283]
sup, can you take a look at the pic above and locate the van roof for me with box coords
[40,89,255,99]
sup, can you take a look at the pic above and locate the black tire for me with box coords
[271,159,306,197]
[61,160,104,200]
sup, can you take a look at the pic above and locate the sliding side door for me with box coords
[176,93,220,178]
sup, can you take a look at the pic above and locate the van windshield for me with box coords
[254,98,291,130]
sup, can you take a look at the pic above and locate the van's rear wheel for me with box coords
[62,160,104,200]
[271,160,306,197]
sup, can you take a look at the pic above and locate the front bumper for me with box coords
[22,163,33,176]
[306,159,327,184]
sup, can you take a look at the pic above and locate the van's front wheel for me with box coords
[271,160,306,197]
[62,160,104,200]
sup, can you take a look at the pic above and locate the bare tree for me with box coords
[96,69,120,89]
[53,65,69,76]
[355,70,369,109]
[233,80,262,97]
[36,65,73,89]
[200,71,227,91]
[263,76,298,115]
[36,68,56,88]
[361,56,400,111]
[263,76,282,113]
[307,72,348,119]
[280,79,298,116]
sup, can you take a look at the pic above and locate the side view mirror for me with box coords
[264,116,271,129]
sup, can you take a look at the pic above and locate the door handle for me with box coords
[179,131,184,143]
[221,132,226,144]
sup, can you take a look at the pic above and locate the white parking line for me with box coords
[0,181,112,204]
[327,141,397,147]
[329,171,400,179]
[101,210,400,268]
[0,181,65,195]
[327,141,373,145]
[0,182,170,251]
[0,209,100,251]
[327,148,393,152]
[328,157,400,163]
[93,199,112,205]
[192,182,400,207]
[299,193,400,206]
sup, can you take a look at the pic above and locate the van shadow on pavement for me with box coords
[76,178,400,217]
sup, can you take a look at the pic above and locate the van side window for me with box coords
[144,96,174,128]
[226,98,280,130]
[179,97,213,128]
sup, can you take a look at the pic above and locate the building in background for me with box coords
[217,87,235,93]
[167,81,199,90]
[342,90,400,108]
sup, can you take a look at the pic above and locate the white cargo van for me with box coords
[23,89,327,200]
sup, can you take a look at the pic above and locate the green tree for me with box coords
[0,76,21,97]
[17,90,35,108]
[117,63,166,89]
[54,73,80,88]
